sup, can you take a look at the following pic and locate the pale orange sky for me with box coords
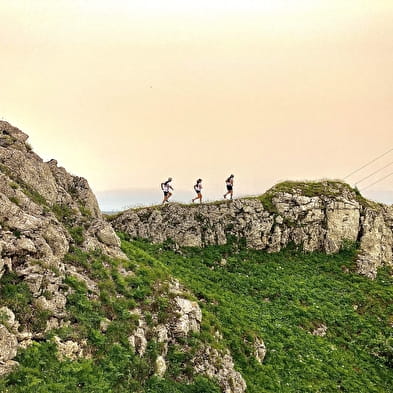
[1,0,392,209]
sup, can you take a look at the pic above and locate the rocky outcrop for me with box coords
[126,280,246,393]
[192,347,247,393]
[112,182,393,278]
[0,121,123,260]
[53,336,86,361]
[254,337,267,364]
[0,121,124,371]
[0,307,31,375]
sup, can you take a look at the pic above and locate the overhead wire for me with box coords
[344,148,393,180]
[355,161,393,186]
[361,171,393,191]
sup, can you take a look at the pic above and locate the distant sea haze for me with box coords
[97,188,198,212]
[96,187,393,213]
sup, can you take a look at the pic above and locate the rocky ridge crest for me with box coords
[111,181,393,279]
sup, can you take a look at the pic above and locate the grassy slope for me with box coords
[129,238,393,393]
[1,237,392,393]
[0,246,220,393]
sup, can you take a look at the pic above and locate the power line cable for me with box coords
[344,147,393,179]
[355,161,393,186]
[361,171,393,191]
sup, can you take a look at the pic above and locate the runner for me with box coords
[223,174,234,200]
[192,179,203,203]
[161,177,174,204]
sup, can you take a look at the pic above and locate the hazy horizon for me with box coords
[1,0,392,209]
[96,184,393,212]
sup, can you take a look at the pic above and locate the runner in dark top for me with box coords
[223,174,234,200]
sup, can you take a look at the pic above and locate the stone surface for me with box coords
[0,325,18,362]
[53,336,84,360]
[254,337,267,364]
[312,324,328,337]
[0,360,19,377]
[155,355,167,377]
[128,326,148,357]
[192,347,247,393]
[0,307,16,330]
[172,297,202,337]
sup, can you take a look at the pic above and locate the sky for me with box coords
[0,0,392,210]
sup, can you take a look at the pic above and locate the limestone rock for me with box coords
[0,360,19,377]
[192,347,247,393]
[357,208,393,278]
[312,324,328,337]
[128,327,148,356]
[0,257,12,278]
[0,324,18,362]
[155,355,167,377]
[0,307,16,330]
[254,337,267,364]
[172,297,202,337]
[84,220,125,259]
[100,318,111,333]
[53,336,84,360]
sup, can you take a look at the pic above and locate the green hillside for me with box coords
[127,237,393,393]
[1,236,392,392]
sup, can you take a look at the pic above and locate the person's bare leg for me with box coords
[193,193,201,203]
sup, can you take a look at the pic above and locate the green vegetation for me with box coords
[129,239,393,393]
[68,226,85,246]
[52,204,77,223]
[8,196,20,206]
[0,245,220,392]
[51,204,88,245]
[78,204,92,218]
[1,234,392,392]
[0,272,50,332]
[20,183,47,206]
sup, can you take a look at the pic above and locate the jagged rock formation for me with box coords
[127,280,246,393]
[0,121,246,393]
[111,182,393,279]
[0,121,123,374]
